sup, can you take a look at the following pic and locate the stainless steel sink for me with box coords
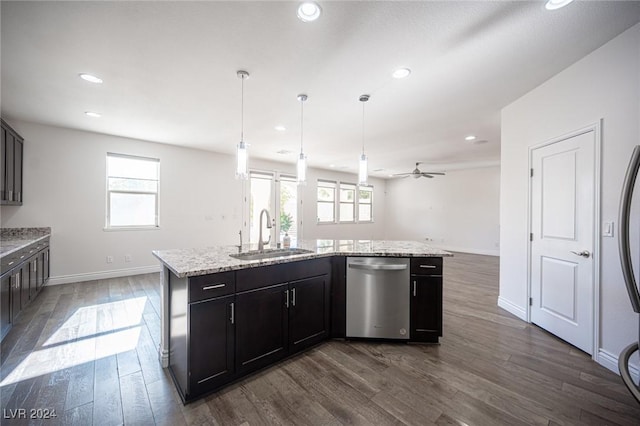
[229,248,314,261]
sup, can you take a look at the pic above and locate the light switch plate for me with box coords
[603,221,614,237]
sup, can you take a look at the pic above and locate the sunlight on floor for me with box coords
[0,296,147,386]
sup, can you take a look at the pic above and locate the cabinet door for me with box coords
[410,275,442,342]
[29,258,37,299]
[36,251,45,293]
[189,295,234,397]
[11,270,21,321]
[13,138,22,203]
[1,127,6,201]
[5,132,14,202]
[21,263,31,308]
[235,283,288,375]
[1,273,12,339]
[43,249,50,283]
[289,274,330,353]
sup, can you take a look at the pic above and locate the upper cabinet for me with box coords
[1,119,23,205]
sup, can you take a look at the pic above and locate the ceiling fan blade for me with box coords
[420,174,434,178]
[391,172,412,176]
[421,172,445,175]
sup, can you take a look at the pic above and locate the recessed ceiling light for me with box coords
[329,164,335,168]
[85,111,101,118]
[277,149,293,155]
[545,0,574,10]
[465,135,476,141]
[297,2,322,22]
[274,125,286,131]
[79,73,103,84]
[392,68,411,79]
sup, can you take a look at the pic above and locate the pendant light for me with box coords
[358,94,370,185]
[297,94,308,184]
[236,70,250,179]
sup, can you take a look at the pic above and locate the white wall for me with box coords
[384,166,501,256]
[500,24,640,374]
[0,121,387,283]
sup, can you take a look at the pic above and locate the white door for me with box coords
[530,129,596,354]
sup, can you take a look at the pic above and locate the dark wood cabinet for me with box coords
[1,119,24,205]
[1,273,12,339]
[410,257,443,343]
[289,274,330,353]
[189,295,235,396]
[235,283,289,375]
[0,238,50,343]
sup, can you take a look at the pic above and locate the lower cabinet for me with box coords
[189,295,235,396]
[235,283,289,375]
[0,239,51,343]
[410,258,443,343]
[169,257,331,402]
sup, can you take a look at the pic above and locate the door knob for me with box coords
[570,250,591,258]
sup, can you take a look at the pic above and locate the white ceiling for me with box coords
[1,1,639,177]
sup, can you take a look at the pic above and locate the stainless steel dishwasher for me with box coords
[346,257,410,340]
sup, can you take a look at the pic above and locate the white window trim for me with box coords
[316,179,374,224]
[105,152,160,230]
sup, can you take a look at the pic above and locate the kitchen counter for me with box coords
[0,227,51,259]
[153,239,452,278]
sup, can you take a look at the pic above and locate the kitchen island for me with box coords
[153,239,451,402]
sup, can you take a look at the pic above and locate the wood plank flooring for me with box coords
[1,252,639,425]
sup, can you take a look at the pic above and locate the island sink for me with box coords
[229,247,313,261]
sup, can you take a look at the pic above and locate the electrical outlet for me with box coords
[124,255,132,263]
[106,256,113,264]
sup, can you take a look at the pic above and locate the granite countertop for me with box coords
[153,239,452,278]
[0,228,52,259]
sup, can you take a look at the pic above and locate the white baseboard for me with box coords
[47,265,161,286]
[497,296,527,321]
[437,245,500,257]
[597,348,640,383]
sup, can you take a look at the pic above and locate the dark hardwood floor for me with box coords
[1,252,639,425]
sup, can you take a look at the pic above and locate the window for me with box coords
[339,183,356,222]
[358,185,373,222]
[316,180,374,224]
[106,153,159,229]
[317,180,336,223]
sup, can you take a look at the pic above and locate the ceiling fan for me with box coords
[392,162,446,179]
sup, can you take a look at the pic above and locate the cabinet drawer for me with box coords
[410,257,442,275]
[189,272,235,303]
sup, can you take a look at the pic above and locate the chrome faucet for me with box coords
[258,209,272,252]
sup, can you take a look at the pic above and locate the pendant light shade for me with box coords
[297,94,308,185]
[236,70,250,179]
[358,94,370,185]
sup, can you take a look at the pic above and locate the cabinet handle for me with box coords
[230,302,235,324]
[413,281,417,297]
[8,190,12,201]
[292,288,296,307]
[419,265,437,269]
[8,261,14,266]
[285,289,289,308]
[202,283,225,291]
[33,262,37,272]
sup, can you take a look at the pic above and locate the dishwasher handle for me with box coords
[348,262,408,271]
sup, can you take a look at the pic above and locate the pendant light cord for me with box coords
[240,75,244,142]
[300,99,304,154]
[362,101,365,155]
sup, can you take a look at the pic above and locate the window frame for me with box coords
[105,152,160,230]
[316,179,374,224]
[338,182,357,223]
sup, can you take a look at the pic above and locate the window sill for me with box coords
[103,226,161,232]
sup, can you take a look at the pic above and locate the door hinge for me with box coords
[529,297,533,306]
[530,168,534,177]
[530,233,533,241]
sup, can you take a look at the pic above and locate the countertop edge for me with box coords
[1,234,51,259]
[153,248,452,279]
